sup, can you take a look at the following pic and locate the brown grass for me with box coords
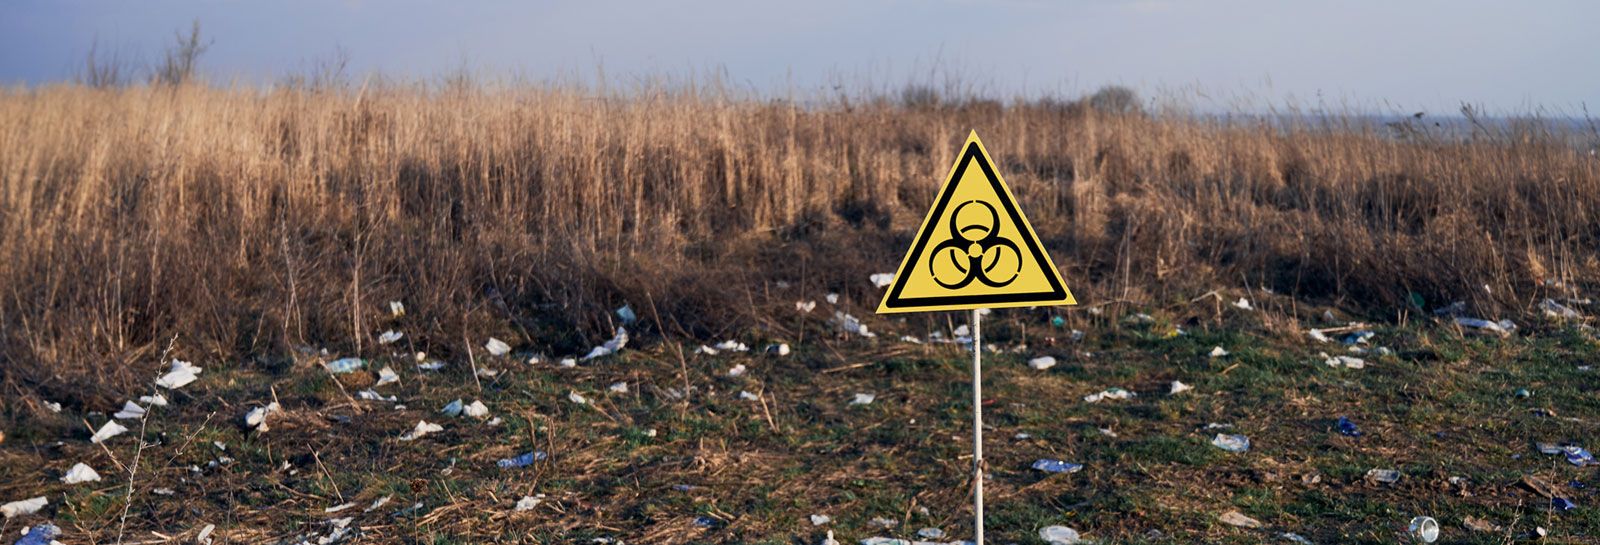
[2,82,1598,394]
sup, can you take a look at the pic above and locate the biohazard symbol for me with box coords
[878,131,1076,313]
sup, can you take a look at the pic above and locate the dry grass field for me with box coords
[1,81,1599,544]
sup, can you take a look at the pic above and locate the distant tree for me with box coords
[153,19,210,86]
[1086,85,1142,115]
[81,37,131,88]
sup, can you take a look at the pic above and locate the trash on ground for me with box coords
[583,327,629,360]
[810,514,831,526]
[1308,329,1331,343]
[485,338,511,356]
[1462,516,1499,533]
[1,496,47,518]
[869,517,898,528]
[1553,497,1576,512]
[796,300,817,313]
[463,400,489,419]
[766,343,791,356]
[1336,416,1361,437]
[357,389,396,402]
[398,420,443,441]
[821,530,840,545]
[389,301,405,317]
[440,399,464,417]
[1212,434,1251,453]
[365,496,392,513]
[826,293,840,304]
[1455,317,1516,336]
[1209,346,1229,358]
[1170,381,1193,394]
[616,305,637,323]
[1233,298,1253,310]
[739,391,759,401]
[324,502,356,513]
[1040,525,1087,545]
[1085,388,1134,403]
[90,420,128,443]
[1564,446,1594,466]
[558,358,577,367]
[1032,459,1084,474]
[1219,510,1262,528]
[1366,468,1402,484]
[325,358,364,374]
[1029,356,1057,370]
[244,402,280,432]
[1051,315,1067,328]
[714,340,749,352]
[1341,330,1375,345]
[378,330,403,345]
[832,312,875,337]
[156,359,202,389]
[375,366,400,387]
[1320,353,1366,369]
[114,400,147,420]
[515,494,545,511]
[497,451,547,469]
[859,538,908,545]
[1281,532,1312,545]
[870,273,895,288]
[568,391,589,405]
[61,463,100,484]
[417,360,445,371]
[851,393,876,405]
[608,382,628,394]
[1541,298,1582,319]
[1408,516,1439,542]
[14,522,61,545]
[728,364,747,377]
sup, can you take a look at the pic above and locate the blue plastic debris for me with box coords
[324,358,364,374]
[694,516,719,528]
[1031,459,1084,474]
[1051,316,1066,328]
[1571,480,1587,490]
[1336,416,1362,437]
[1553,497,1576,512]
[1565,446,1595,467]
[14,524,61,545]
[496,451,547,469]
[1341,331,1375,345]
[1212,433,1251,453]
[616,305,637,324]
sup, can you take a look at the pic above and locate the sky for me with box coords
[2,0,1596,114]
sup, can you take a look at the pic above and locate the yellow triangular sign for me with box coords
[878,131,1076,313]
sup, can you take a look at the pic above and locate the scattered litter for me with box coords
[869,517,898,528]
[1407,516,1439,542]
[860,538,907,545]
[138,394,167,407]
[1233,298,1253,310]
[325,358,364,374]
[1219,510,1262,528]
[1032,459,1084,474]
[810,514,831,526]
[608,382,629,394]
[378,330,403,345]
[1051,315,1067,328]
[114,401,147,420]
[870,273,895,288]
[1462,516,1499,533]
[440,399,464,417]
[583,327,629,360]
[693,516,718,528]
[1366,468,1402,484]
[0,496,47,518]
[1335,416,1362,437]
[765,343,791,356]
[244,402,280,432]
[796,300,817,313]
[1540,298,1582,319]
[1209,346,1229,358]
[44,401,61,413]
[375,366,400,387]
[1341,330,1375,345]
[851,393,876,405]
[739,391,760,401]
[821,530,840,545]
[13,523,59,545]
[1281,532,1312,545]
[485,338,511,357]
[398,420,443,441]
[616,305,637,324]
[714,340,749,352]
[1126,313,1155,325]
[1308,329,1331,343]
[497,451,547,469]
[1170,381,1193,395]
[1320,353,1366,369]
[152,488,174,495]
[356,389,396,402]
[463,400,490,419]
[1553,497,1576,512]
[559,358,577,367]
[1084,388,1134,403]
[1212,434,1251,453]
[1515,388,1532,398]
[826,293,840,304]
[900,335,922,344]
[197,523,215,544]
[417,360,445,371]
[1564,446,1595,467]
[832,312,875,337]
[1040,526,1087,545]
[324,502,356,513]
[389,301,405,317]
[90,420,128,443]
[365,496,392,513]
[915,528,945,539]
[156,359,202,389]
[1028,356,1057,370]
[61,463,100,484]
[568,391,589,405]
[515,495,545,512]
[728,364,748,377]
[1454,317,1516,336]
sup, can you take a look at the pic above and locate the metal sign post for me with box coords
[971,308,984,544]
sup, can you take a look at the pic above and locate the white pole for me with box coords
[972,308,984,545]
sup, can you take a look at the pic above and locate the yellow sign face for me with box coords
[877,131,1076,313]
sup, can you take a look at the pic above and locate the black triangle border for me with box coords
[881,140,1068,309]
